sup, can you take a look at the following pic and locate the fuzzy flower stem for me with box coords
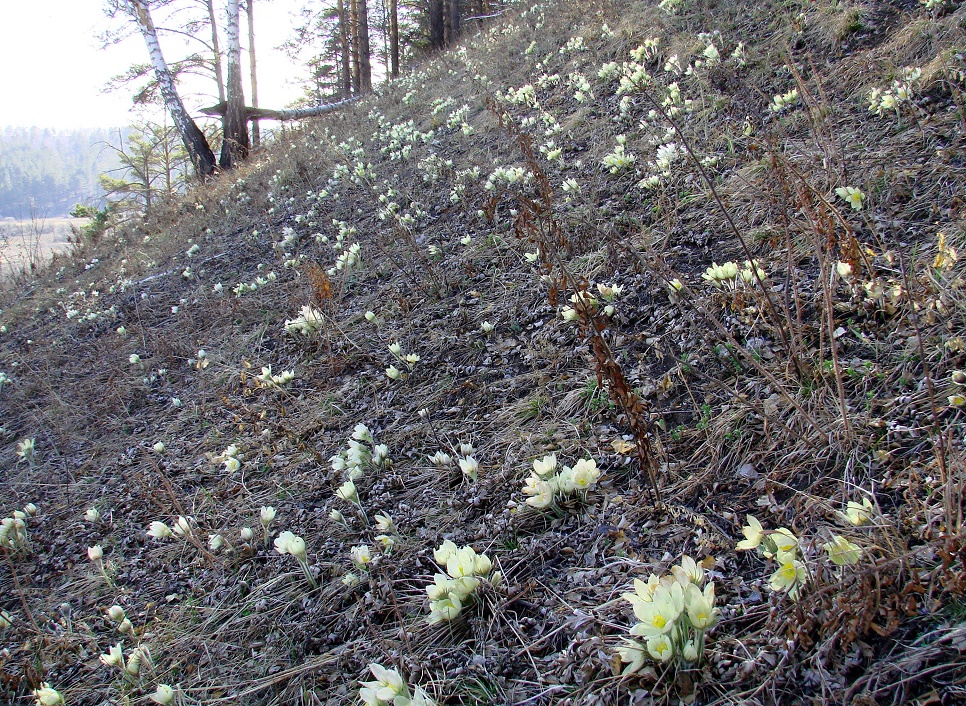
[353,499,370,527]
[297,558,318,588]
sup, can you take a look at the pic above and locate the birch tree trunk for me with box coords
[128,0,216,179]
[357,0,371,92]
[220,0,250,169]
[247,0,259,147]
[206,0,225,103]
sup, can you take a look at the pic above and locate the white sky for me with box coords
[0,0,310,130]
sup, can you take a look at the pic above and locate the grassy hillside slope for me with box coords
[2,0,966,703]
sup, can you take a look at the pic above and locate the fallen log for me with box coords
[200,97,360,121]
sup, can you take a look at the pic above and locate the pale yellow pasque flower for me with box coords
[429,450,452,466]
[524,479,554,509]
[646,633,675,662]
[596,282,623,301]
[147,521,172,539]
[374,513,394,533]
[287,535,307,562]
[352,423,374,444]
[560,306,580,322]
[375,534,395,550]
[108,605,126,622]
[259,506,276,529]
[682,639,699,662]
[841,497,874,526]
[150,684,176,705]
[836,261,853,280]
[126,646,149,676]
[569,458,600,491]
[351,544,372,569]
[767,527,799,557]
[88,545,103,562]
[458,456,479,481]
[428,592,463,623]
[446,546,481,578]
[427,573,456,601]
[172,516,192,538]
[672,555,704,586]
[100,642,124,668]
[433,540,458,565]
[473,551,492,576]
[769,551,806,598]
[616,637,648,673]
[629,582,685,637]
[336,480,358,503]
[32,684,64,706]
[532,454,557,478]
[835,186,866,210]
[409,685,437,706]
[85,507,101,523]
[622,574,661,612]
[685,583,719,629]
[359,663,407,704]
[274,530,296,555]
[736,515,764,550]
[555,465,576,494]
[825,535,862,566]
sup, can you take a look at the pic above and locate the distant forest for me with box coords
[0,127,122,219]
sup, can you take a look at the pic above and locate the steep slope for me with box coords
[2,0,966,704]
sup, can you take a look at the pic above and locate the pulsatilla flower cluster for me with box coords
[867,67,920,119]
[736,516,807,598]
[738,509,865,599]
[331,423,390,480]
[0,505,33,552]
[602,135,636,173]
[521,454,601,509]
[284,305,325,337]
[213,444,241,473]
[275,530,317,587]
[701,260,766,289]
[16,438,36,464]
[426,541,499,623]
[388,342,420,372]
[560,290,599,322]
[255,365,296,388]
[617,556,719,671]
[359,663,437,706]
[770,88,799,113]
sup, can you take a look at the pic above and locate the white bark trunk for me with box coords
[128,0,215,178]
[220,0,249,168]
